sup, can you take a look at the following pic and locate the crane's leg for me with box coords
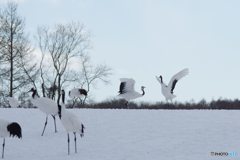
[41,116,48,136]
[2,138,5,159]
[52,115,57,133]
[67,133,70,155]
[74,132,77,153]
[71,99,77,108]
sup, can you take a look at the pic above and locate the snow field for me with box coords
[0,108,239,160]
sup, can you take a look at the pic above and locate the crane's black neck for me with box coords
[141,88,145,96]
[61,90,65,104]
[58,105,62,119]
[159,76,163,83]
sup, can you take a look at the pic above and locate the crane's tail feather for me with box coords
[80,123,85,137]
[7,122,22,139]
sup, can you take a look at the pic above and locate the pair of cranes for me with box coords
[118,68,189,105]
[29,88,87,137]
[29,88,86,156]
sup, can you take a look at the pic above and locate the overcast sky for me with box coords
[2,0,240,103]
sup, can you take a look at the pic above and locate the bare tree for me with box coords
[0,2,37,98]
[18,45,39,92]
[77,54,112,105]
[37,22,90,105]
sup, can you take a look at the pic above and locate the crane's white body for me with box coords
[159,82,176,101]
[69,88,82,99]
[60,104,83,133]
[156,68,189,101]
[118,78,144,102]
[58,98,85,155]
[118,92,143,101]
[31,97,58,116]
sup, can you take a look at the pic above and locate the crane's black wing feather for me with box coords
[79,89,88,96]
[119,82,126,94]
[171,79,178,94]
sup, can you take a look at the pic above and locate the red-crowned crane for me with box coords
[58,90,85,155]
[118,78,145,106]
[29,88,58,136]
[156,68,189,102]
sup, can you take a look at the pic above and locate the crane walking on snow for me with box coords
[29,88,59,136]
[58,89,85,155]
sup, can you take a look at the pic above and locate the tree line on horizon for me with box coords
[2,98,240,110]
[73,98,240,110]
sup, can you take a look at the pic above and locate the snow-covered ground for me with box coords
[0,108,239,160]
